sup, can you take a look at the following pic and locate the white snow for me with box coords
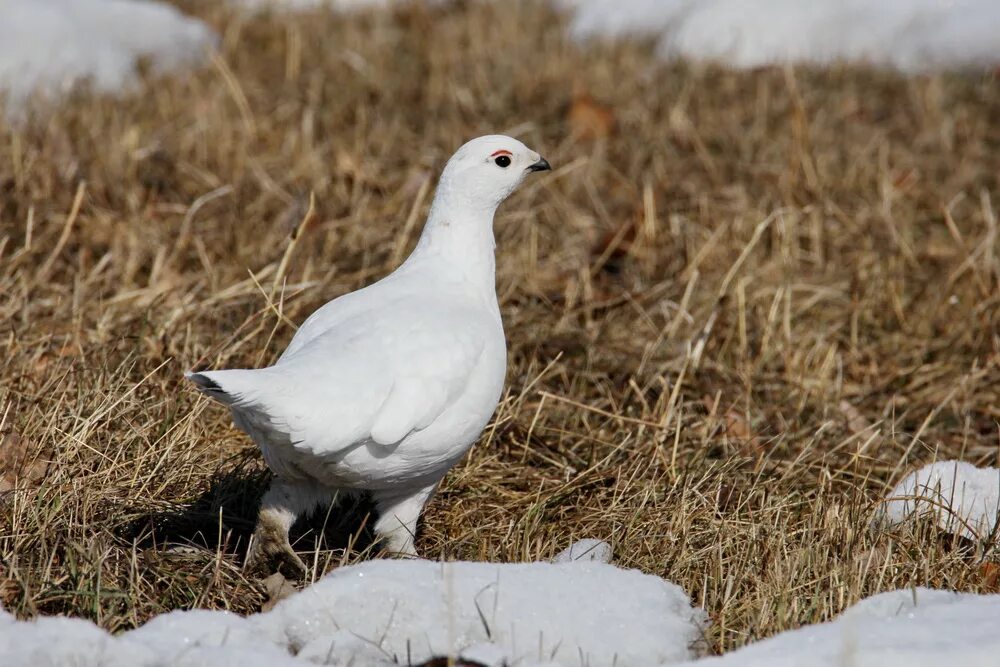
[4,546,1000,666]
[875,460,1000,542]
[561,0,1000,72]
[552,538,613,563]
[0,608,155,667]
[124,609,299,665]
[0,547,709,666]
[0,0,216,112]
[679,587,1000,667]
[3,0,994,114]
[262,558,708,665]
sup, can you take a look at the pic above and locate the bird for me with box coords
[186,135,551,577]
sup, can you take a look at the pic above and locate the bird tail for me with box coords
[185,369,258,408]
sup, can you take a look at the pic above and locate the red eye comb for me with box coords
[490,149,512,157]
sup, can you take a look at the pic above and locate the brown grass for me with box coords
[1,0,999,654]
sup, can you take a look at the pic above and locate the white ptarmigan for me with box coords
[186,135,550,577]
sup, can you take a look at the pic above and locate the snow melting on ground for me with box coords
[561,0,1000,72]
[227,0,1000,71]
[262,558,707,665]
[0,0,216,113]
[4,0,997,113]
[3,538,1000,666]
[551,537,613,563]
[680,588,1000,667]
[0,544,709,666]
[875,460,1000,542]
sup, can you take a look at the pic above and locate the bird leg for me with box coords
[246,478,331,579]
[372,482,439,556]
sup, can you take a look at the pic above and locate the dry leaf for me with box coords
[0,431,51,494]
[980,562,1000,592]
[891,167,919,191]
[568,93,615,140]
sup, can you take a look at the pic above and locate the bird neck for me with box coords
[407,189,499,296]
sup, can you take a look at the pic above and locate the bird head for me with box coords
[436,135,551,211]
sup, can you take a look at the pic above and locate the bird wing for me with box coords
[277,269,410,362]
[190,297,493,458]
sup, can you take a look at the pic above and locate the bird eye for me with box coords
[494,155,511,168]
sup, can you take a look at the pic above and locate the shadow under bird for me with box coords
[186,135,551,577]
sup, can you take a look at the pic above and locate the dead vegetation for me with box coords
[0,0,998,654]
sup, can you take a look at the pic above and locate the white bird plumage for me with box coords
[187,135,550,576]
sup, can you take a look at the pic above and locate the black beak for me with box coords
[527,157,551,172]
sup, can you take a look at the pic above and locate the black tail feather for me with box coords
[186,371,232,400]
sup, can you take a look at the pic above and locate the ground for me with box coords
[0,0,998,656]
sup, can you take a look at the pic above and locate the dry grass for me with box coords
[1,0,999,655]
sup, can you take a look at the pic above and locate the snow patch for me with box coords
[680,588,1000,667]
[0,612,155,667]
[123,609,284,660]
[263,558,708,665]
[561,0,1000,72]
[0,548,708,666]
[4,553,1000,666]
[0,0,216,112]
[875,460,1000,542]
[552,538,612,563]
